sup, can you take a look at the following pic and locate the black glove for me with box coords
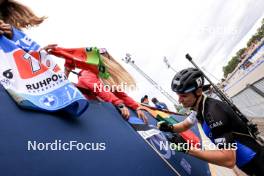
[167,133,189,153]
[157,121,173,132]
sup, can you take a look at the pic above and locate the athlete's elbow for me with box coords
[225,160,235,169]
[224,157,236,169]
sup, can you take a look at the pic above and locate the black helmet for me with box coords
[140,95,148,103]
[171,68,204,93]
[151,97,158,103]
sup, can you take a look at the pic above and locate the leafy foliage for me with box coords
[223,18,264,78]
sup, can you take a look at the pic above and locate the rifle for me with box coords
[185,54,264,146]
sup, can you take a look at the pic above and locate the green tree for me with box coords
[222,18,264,78]
[236,48,246,57]
[223,56,240,77]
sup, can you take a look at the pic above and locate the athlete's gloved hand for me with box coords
[167,133,189,153]
[116,103,130,120]
[157,121,174,132]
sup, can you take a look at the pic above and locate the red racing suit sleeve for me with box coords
[77,70,124,106]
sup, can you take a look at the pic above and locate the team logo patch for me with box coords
[173,80,181,86]
[214,137,226,144]
[40,94,58,107]
[196,77,203,87]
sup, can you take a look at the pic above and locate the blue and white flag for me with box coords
[0,28,88,117]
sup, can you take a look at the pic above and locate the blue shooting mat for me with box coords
[0,85,178,176]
